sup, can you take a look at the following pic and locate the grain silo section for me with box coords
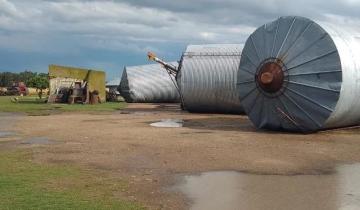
[178,44,244,113]
[237,16,360,132]
[119,63,180,103]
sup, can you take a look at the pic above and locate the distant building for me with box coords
[48,64,106,103]
[106,78,121,92]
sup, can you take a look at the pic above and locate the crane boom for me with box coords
[147,52,178,76]
[147,52,185,108]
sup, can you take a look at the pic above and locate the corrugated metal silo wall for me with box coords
[178,44,244,114]
[119,63,180,103]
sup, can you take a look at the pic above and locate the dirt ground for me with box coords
[5,103,360,209]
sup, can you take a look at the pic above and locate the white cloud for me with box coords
[0,0,19,17]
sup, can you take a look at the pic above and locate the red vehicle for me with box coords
[7,82,29,96]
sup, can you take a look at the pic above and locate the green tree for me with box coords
[0,72,18,87]
[19,71,37,85]
[0,71,37,87]
[27,75,49,99]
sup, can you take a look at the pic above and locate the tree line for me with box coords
[0,71,48,88]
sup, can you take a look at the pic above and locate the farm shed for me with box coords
[48,65,106,103]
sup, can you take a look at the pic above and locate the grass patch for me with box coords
[0,150,145,210]
[0,96,127,115]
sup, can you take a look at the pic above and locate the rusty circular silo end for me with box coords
[255,58,287,95]
[237,16,343,132]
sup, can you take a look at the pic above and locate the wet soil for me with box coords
[2,103,360,209]
[174,164,360,210]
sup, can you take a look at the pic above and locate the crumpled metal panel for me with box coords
[237,16,360,132]
[178,44,244,113]
[119,63,180,103]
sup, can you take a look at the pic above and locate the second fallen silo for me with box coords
[237,16,360,132]
[119,63,180,103]
[178,44,244,113]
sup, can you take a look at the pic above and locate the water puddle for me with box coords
[21,137,55,145]
[0,131,15,138]
[150,119,183,128]
[175,164,360,210]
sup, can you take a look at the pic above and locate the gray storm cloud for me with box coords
[0,0,359,79]
[1,0,359,53]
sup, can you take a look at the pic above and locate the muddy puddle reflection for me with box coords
[0,131,15,138]
[150,119,183,128]
[0,112,20,138]
[175,164,360,210]
[21,137,55,145]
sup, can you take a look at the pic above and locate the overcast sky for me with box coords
[1,0,360,80]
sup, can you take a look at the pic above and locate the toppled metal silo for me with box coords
[148,44,244,113]
[237,16,360,132]
[178,44,244,113]
[119,63,180,103]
